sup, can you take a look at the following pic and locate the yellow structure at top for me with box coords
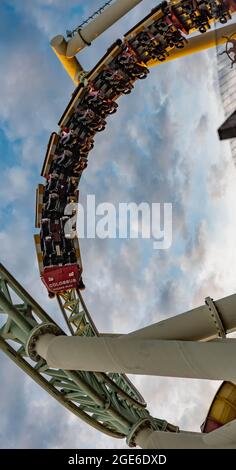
[50,0,236,85]
[148,22,236,68]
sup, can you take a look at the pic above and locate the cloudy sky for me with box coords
[1,0,236,449]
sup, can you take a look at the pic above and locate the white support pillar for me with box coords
[64,0,145,57]
[134,423,236,449]
[127,294,236,342]
[35,333,236,381]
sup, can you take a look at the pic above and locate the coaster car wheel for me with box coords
[199,25,207,33]
[134,68,149,79]
[157,54,166,62]
[219,15,228,24]
[96,123,106,132]
[175,40,185,49]
[106,102,118,114]
[122,87,133,94]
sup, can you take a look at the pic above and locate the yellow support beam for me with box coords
[147,22,236,67]
[50,18,236,83]
[50,35,83,85]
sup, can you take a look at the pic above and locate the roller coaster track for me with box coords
[0,264,175,443]
[1,0,236,447]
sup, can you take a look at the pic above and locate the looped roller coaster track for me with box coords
[1,0,236,447]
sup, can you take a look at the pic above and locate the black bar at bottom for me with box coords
[0,449,235,467]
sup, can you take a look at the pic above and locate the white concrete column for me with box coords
[135,426,236,449]
[35,334,236,381]
[127,294,236,342]
[65,0,145,57]
[36,333,55,360]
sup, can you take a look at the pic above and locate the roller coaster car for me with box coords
[72,124,96,143]
[167,29,187,48]
[42,263,82,295]
[41,219,61,243]
[41,235,59,265]
[169,3,195,34]
[43,192,60,218]
[59,129,94,156]
[59,128,77,149]
[58,42,123,129]
[71,106,107,132]
[74,157,88,172]
[129,30,151,51]
[82,88,118,116]
[34,230,84,295]
[71,146,90,167]
[45,174,78,198]
[67,176,79,195]
[115,46,150,79]
[129,31,156,61]
[51,150,76,177]
[130,28,170,63]
[41,198,77,243]
[45,172,60,194]
[94,67,134,96]
[154,17,188,48]
[214,1,232,22]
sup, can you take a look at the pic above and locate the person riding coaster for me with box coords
[114,45,150,80]
[72,106,107,132]
[214,1,232,22]
[41,236,58,267]
[166,29,187,48]
[83,86,118,116]
[45,172,60,194]
[60,128,71,145]
[43,192,60,217]
[51,149,76,176]
[58,127,93,160]
[67,134,94,157]
[95,67,134,96]
[67,177,79,196]
[72,154,88,172]
[129,30,157,60]
[71,127,96,156]
[154,16,188,48]
[41,218,50,238]
[192,3,211,32]
[41,218,62,243]
[130,27,171,63]
[55,129,77,158]
[136,30,155,49]
[61,236,77,263]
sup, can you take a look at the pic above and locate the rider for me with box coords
[60,128,75,147]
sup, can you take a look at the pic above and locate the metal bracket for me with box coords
[78,29,92,47]
[25,322,62,362]
[126,417,179,447]
[205,297,226,338]
[126,418,153,448]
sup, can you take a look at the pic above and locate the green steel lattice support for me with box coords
[0,263,177,444]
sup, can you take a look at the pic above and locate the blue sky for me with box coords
[1,0,236,449]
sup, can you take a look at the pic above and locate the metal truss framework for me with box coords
[0,264,175,442]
